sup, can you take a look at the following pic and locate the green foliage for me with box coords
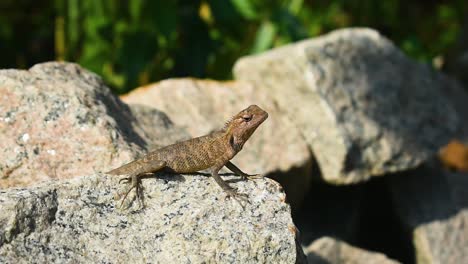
[0,0,466,93]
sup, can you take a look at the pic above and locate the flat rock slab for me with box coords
[388,165,468,263]
[122,79,313,209]
[305,237,400,264]
[0,173,304,263]
[0,62,185,188]
[234,28,460,184]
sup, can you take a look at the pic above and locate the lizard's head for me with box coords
[225,105,268,151]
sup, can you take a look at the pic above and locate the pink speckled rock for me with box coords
[0,62,182,188]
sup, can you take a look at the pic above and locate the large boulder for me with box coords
[0,172,305,263]
[388,164,468,263]
[122,79,313,209]
[0,62,185,188]
[234,28,460,184]
[127,104,190,150]
[305,237,400,264]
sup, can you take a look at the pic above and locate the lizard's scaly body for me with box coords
[107,105,268,206]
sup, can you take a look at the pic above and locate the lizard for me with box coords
[106,104,268,207]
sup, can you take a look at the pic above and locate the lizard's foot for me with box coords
[224,188,249,203]
[118,174,143,209]
[119,177,131,184]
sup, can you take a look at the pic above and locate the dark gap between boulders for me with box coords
[355,176,415,264]
[293,176,415,264]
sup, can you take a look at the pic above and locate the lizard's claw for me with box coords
[241,173,264,181]
[119,177,131,184]
[118,174,144,209]
[224,188,249,204]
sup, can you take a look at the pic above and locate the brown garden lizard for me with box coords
[106,105,268,207]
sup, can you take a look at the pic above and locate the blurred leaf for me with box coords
[251,20,277,53]
[147,1,177,41]
[130,0,144,22]
[230,0,258,20]
[1,0,467,93]
[66,0,80,53]
[288,0,303,15]
[116,29,158,92]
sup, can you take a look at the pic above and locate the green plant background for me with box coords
[0,0,466,94]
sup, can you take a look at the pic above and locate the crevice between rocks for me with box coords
[354,176,415,264]
[293,175,416,264]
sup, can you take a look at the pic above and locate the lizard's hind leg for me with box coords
[117,160,166,209]
[119,173,141,208]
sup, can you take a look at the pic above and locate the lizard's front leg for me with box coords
[211,162,248,202]
[225,161,263,180]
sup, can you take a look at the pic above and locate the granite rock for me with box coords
[305,237,400,264]
[122,79,313,209]
[436,73,468,142]
[234,28,460,184]
[388,164,468,264]
[0,173,305,263]
[127,104,190,150]
[0,62,184,188]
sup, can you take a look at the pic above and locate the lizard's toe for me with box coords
[242,174,263,180]
[117,174,143,209]
[119,177,131,184]
[225,188,249,203]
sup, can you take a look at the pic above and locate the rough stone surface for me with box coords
[122,79,313,209]
[305,237,400,264]
[127,104,190,150]
[388,164,468,264]
[234,28,460,184]
[436,73,468,142]
[0,62,186,188]
[0,173,305,263]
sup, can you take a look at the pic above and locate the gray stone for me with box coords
[305,237,400,264]
[0,173,305,263]
[127,104,190,150]
[234,28,460,184]
[388,164,468,263]
[122,79,313,209]
[436,73,468,142]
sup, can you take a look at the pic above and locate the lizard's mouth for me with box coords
[248,112,268,134]
[257,111,268,124]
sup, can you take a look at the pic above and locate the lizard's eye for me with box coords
[241,115,252,122]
